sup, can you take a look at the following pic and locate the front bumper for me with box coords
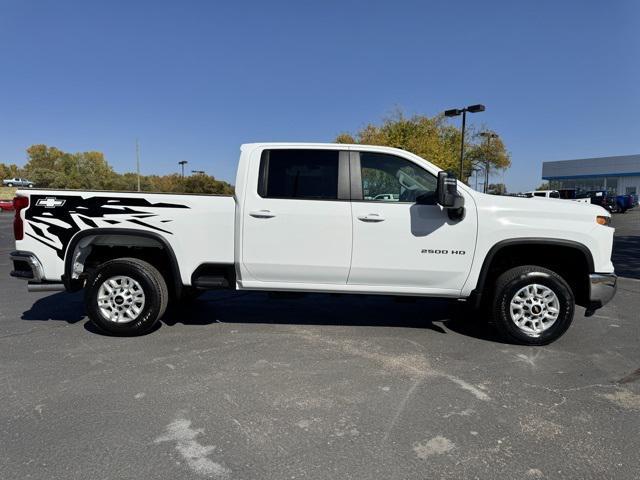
[588,273,617,309]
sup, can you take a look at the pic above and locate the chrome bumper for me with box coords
[10,250,44,282]
[588,273,617,308]
[10,251,65,291]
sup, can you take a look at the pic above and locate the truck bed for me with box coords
[15,189,236,284]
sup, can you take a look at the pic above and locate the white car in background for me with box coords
[525,190,560,198]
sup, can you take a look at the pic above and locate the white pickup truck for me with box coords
[9,143,617,345]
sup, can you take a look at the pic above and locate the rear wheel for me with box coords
[85,258,168,335]
[492,265,574,345]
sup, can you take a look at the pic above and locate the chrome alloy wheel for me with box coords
[509,283,560,336]
[97,276,146,323]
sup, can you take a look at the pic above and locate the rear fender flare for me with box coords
[63,228,183,296]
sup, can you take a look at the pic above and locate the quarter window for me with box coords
[258,149,339,200]
[359,152,437,202]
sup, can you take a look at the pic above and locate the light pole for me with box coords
[444,104,486,181]
[479,131,498,193]
[178,160,188,178]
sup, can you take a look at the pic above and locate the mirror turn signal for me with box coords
[596,215,611,226]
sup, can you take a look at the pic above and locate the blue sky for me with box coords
[1,0,638,192]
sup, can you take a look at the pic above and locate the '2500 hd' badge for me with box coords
[36,198,66,208]
[421,249,466,255]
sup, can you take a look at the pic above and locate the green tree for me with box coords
[24,145,66,172]
[0,162,22,180]
[336,111,511,183]
[465,131,511,180]
[15,144,235,195]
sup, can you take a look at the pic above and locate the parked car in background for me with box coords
[0,199,14,211]
[524,190,561,198]
[2,177,35,188]
[557,189,578,200]
[575,190,619,213]
[615,194,635,213]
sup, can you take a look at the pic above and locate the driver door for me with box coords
[348,151,477,293]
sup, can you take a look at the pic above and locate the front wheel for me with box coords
[492,265,575,345]
[28,184,34,188]
[6,183,13,187]
[85,258,168,335]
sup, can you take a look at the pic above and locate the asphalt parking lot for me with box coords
[1,209,638,480]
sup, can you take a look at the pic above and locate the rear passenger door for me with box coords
[241,148,353,284]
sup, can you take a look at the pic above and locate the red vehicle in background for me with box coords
[0,199,14,211]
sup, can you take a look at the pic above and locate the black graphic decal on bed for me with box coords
[24,195,189,259]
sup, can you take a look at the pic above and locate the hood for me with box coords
[471,191,609,219]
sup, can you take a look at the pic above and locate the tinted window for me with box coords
[534,192,546,197]
[360,152,437,202]
[550,191,560,198]
[259,149,339,200]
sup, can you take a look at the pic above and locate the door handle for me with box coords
[357,213,385,223]
[249,209,276,219]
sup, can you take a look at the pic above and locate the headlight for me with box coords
[596,215,611,226]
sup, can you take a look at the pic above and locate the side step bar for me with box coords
[192,275,229,289]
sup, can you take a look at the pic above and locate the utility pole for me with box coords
[135,138,141,192]
[178,160,188,178]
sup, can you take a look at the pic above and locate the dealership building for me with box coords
[542,154,640,196]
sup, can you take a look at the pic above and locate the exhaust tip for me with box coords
[27,283,66,292]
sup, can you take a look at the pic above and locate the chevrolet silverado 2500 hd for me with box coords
[9,143,617,344]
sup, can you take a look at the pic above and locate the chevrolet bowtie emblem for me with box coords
[36,197,66,208]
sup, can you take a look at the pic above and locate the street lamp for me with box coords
[479,131,498,193]
[178,160,188,178]
[444,104,486,180]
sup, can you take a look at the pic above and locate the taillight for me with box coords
[13,196,29,240]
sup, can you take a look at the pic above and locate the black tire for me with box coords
[492,265,574,345]
[28,184,34,188]
[85,258,168,336]
[7,183,13,187]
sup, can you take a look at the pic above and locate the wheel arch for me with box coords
[63,228,183,296]
[470,238,595,308]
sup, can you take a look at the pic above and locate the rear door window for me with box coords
[258,149,340,200]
